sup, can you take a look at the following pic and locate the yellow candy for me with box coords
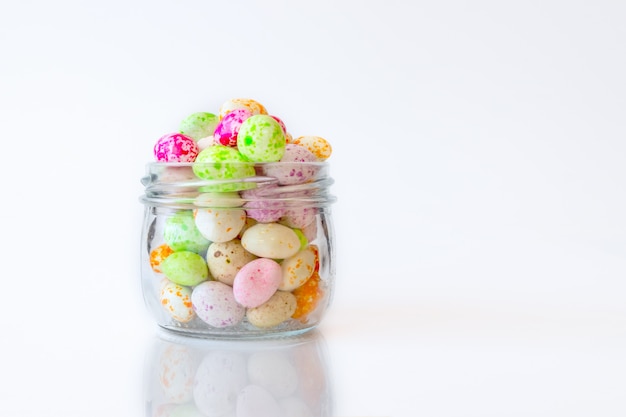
[288,135,332,160]
[149,243,174,273]
[219,98,268,119]
[292,271,324,322]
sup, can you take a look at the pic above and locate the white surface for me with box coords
[1,1,625,416]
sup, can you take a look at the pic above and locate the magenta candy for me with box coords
[233,258,282,308]
[213,108,252,147]
[270,115,287,135]
[154,133,199,162]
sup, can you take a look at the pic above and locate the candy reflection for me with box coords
[145,330,332,417]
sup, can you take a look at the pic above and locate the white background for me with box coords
[1,0,625,416]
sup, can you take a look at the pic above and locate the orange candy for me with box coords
[291,271,324,322]
[150,244,174,273]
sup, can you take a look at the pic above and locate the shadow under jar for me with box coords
[140,161,337,339]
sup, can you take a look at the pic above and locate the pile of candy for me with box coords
[146,98,333,332]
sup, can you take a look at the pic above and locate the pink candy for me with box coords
[213,108,252,147]
[154,133,199,162]
[233,258,282,308]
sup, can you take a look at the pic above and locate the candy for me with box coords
[161,251,210,286]
[279,206,318,229]
[241,184,285,223]
[219,98,268,119]
[191,281,245,328]
[206,239,257,286]
[213,108,252,147]
[237,115,286,162]
[292,272,323,322]
[163,211,211,254]
[144,96,335,333]
[154,133,199,162]
[241,223,301,259]
[261,144,318,185]
[193,192,244,208]
[192,145,255,192]
[150,243,174,273]
[246,291,297,328]
[279,246,317,291]
[160,280,195,323]
[179,112,219,141]
[288,135,332,161]
[233,258,282,308]
[193,208,246,243]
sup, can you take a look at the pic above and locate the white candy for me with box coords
[159,280,195,323]
[241,223,301,259]
[193,208,246,243]
[279,246,317,291]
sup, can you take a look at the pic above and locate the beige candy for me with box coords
[246,291,297,328]
[241,223,301,259]
[279,246,317,291]
[206,239,257,286]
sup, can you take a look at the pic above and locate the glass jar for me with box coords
[144,329,333,416]
[139,161,336,338]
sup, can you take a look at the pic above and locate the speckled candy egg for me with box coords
[192,145,255,192]
[232,258,282,308]
[193,192,244,208]
[241,184,285,223]
[237,115,286,162]
[292,272,324,322]
[279,207,318,229]
[150,243,174,273]
[279,246,317,291]
[213,108,252,147]
[179,112,219,141]
[246,291,297,328]
[288,135,332,161]
[270,115,287,135]
[262,144,318,185]
[191,281,245,328]
[163,211,211,254]
[219,98,268,119]
[154,133,199,162]
[161,251,210,287]
[193,208,246,243]
[160,280,195,323]
[206,239,257,286]
[241,223,301,259]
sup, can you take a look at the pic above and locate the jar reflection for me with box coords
[144,329,332,417]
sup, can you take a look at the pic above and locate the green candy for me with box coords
[179,112,219,141]
[192,145,255,192]
[237,114,286,162]
[163,211,210,254]
[161,251,209,286]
